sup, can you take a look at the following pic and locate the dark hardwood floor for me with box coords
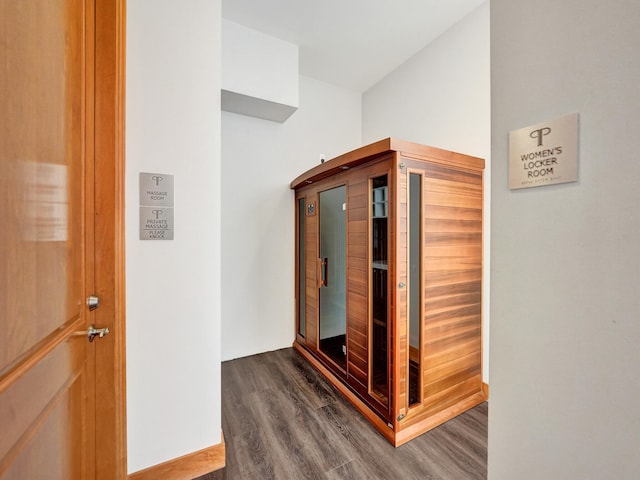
[197,347,487,480]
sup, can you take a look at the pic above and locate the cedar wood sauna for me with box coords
[291,138,487,446]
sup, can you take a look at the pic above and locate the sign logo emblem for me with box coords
[529,127,551,146]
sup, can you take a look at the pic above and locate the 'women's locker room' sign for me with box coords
[509,113,579,190]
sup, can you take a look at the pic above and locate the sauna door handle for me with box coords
[320,257,329,287]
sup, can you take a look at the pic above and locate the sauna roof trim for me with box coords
[290,138,484,189]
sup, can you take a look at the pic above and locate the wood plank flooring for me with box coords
[197,347,487,480]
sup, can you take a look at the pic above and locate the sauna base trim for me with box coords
[293,341,487,446]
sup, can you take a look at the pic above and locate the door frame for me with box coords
[94,0,127,478]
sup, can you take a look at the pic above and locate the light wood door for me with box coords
[0,1,118,478]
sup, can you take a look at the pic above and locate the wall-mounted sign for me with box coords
[140,206,174,240]
[140,172,174,206]
[509,113,579,190]
[140,172,174,240]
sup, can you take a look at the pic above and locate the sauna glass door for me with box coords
[318,185,347,370]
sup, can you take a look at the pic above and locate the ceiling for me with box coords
[222,0,486,93]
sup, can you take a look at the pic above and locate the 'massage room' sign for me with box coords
[139,172,174,240]
[509,112,579,190]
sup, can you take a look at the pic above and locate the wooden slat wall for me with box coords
[394,161,408,418]
[350,158,396,422]
[345,157,392,394]
[421,164,483,410]
[346,177,368,389]
[304,194,318,348]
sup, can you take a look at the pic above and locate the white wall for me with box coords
[362,2,491,381]
[126,0,222,473]
[222,19,299,108]
[221,75,361,361]
[490,1,640,479]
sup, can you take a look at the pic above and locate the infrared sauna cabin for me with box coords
[291,138,486,446]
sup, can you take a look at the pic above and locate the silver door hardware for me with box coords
[87,295,100,311]
[87,324,110,342]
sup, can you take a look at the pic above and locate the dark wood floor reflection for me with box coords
[197,348,487,480]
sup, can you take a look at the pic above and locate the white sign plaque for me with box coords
[140,206,174,240]
[509,113,579,189]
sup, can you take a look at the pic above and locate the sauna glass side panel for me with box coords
[371,175,389,405]
[409,173,422,406]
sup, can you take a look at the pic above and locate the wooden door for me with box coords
[0,1,124,478]
[296,191,319,351]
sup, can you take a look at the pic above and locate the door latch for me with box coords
[87,324,110,342]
